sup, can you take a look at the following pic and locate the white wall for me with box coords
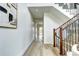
[44,12,69,44]
[44,13,58,44]
[0,3,33,56]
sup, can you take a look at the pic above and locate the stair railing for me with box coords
[53,13,79,55]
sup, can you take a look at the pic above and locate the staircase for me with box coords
[52,3,79,18]
[53,3,79,56]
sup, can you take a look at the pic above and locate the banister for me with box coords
[63,18,78,30]
[60,27,63,55]
[54,13,79,55]
[53,29,56,47]
[55,13,79,31]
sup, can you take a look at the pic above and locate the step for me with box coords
[52,47,60,56]
[52,4,74,18]
[72,44,79,56]
[67,51,72,56]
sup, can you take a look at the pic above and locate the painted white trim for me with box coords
[17,39,34,56]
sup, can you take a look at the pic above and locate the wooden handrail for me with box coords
[63,18,78,30]
[55,13,79,31]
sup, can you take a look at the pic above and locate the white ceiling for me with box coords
[28,7,51,18]
[28,4,70,20]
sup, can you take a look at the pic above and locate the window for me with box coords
[0,6,7,13]
[9,13,13,22]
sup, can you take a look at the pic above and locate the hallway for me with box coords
[23,40,57,56]
[0,3,78,56]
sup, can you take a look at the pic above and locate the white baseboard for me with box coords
[17,39,34,56]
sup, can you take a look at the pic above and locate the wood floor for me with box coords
[23,40,58,56]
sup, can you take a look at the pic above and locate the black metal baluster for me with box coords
[65,29,66,53]
[73,23,75,45]
[66,27,68,51]
[67,26,69,51]
[67,22,69,52]
[78,19,79,42]
[69,25,72,51]
[77,20,78,43]
[69,25,71,51]
[71,23,73,45]
[66,28,67,51]
[64,29,67,54]
[58,32,59,48]
[63,30,65,54]
[56,34,57,47]
[75,22,76,44]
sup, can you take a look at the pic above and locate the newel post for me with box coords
[60,27,63,55]
[53,29,56,47]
